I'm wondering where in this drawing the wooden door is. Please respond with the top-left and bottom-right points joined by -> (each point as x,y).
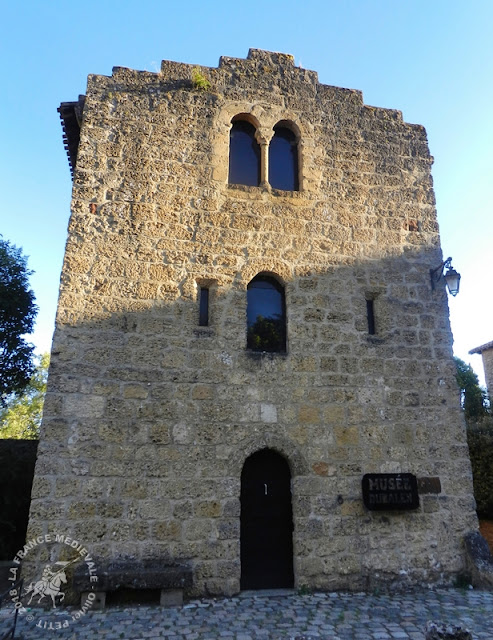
240,449 -> 294,589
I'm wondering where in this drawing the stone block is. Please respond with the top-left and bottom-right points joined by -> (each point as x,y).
160,588 -> 183,607
123,384 -> 149,399
463,531 -> 493,589
334,425 -> 359,446
312,462 -> 329,476
195,501 -> 222,518
62,394 -> 105,418
298,406 -> 320,424
260,403 -> 277,423
74,560 -> 192,593
418,477 -> 442,494
323,405 -> 345,424
191,384 -> 214,400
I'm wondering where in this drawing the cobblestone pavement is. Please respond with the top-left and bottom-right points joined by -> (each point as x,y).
3,588 -> 493,640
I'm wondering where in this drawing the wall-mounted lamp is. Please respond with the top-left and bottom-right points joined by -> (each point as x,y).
430,257 -> 461,296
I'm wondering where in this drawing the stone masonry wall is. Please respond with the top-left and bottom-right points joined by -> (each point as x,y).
27,49 -> 478,596
480,350 -> 493,399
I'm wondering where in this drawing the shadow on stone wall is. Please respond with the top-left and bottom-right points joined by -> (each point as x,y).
26,248 -> 482,595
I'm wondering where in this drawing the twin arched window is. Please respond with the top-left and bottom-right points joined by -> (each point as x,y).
229,119 -> 299,191
247,274 -> 286,352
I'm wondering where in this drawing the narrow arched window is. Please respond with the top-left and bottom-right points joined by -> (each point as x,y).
229,120 -> 261,186
247,275 -> 286,352
269,125 -> 299,191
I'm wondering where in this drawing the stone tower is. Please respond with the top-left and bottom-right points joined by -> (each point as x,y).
470,340 -> 493,399
28,49 -> 477,597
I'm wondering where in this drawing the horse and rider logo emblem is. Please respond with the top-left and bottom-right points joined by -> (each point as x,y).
24,561 -> 70,609
7,533 -> 99,631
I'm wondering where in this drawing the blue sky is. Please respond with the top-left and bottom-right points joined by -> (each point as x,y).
1,0 -> 492,383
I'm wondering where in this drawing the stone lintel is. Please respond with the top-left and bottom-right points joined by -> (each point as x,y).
417,476 -> 442,494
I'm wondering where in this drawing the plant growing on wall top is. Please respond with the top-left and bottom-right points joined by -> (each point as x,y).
191,67 -> 211,91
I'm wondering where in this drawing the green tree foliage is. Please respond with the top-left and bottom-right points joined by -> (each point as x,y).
0,237 -> 37,404
0,353 -> 48,439
247,314 -> 285,352
454,356 -> 489,420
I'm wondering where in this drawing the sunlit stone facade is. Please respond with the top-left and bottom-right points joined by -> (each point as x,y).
28,49 -> 478,597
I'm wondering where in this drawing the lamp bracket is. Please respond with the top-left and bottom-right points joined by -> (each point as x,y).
430,256 -> 461,296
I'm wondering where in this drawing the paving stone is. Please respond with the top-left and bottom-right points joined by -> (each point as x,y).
4,588 -> 493,639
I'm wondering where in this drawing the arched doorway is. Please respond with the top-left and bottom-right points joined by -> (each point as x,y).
240,449 -> 294,590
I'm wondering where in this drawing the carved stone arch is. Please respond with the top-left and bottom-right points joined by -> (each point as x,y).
239,263 -> 293,287
216,104 -> 269,148
260,113 -> 307,140
249,269 -> 286,287
213,104 -> 265,184
218,103 -> 268,130
272,118 -> 302,140
229,433 -> 308,478
230,111 -> 261,130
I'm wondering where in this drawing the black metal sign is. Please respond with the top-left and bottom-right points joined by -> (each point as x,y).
362,473 -> 419,511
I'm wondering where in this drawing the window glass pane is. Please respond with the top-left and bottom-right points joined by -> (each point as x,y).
247,276 -> 286,352
366,299 -> 376,335
199,287 -> 209,326
229,121 -> 260,186
269,127 -> 299,191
